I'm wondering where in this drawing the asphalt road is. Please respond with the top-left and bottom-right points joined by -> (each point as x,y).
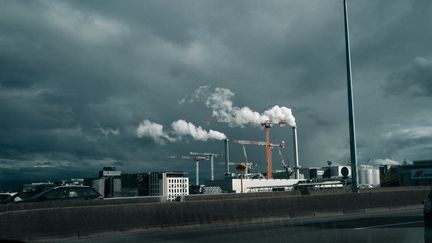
46,207 -> 427,243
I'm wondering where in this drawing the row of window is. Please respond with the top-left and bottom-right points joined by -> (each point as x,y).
168,189 -> 187,193
168,184 -> 186,189
168,178 -> 187,184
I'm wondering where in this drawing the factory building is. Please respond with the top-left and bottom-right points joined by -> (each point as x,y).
207,178 -> 301,193
381,160 -> 432,187
84,167 -> 122,198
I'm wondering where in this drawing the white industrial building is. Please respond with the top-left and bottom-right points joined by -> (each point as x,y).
207,178 -> 302,193
149,172 -> 189,201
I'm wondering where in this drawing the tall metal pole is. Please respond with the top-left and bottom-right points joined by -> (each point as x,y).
343,0 -> 358,193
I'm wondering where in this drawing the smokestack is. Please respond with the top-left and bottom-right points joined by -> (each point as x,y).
292,126 -> 300,179
224,138 -> 230,176
195,160 -> 199,185
264,122 -> 273,179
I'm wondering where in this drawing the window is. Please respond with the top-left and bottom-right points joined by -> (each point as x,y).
44,188 -> 67,200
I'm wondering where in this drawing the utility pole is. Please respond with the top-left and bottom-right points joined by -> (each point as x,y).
343,0 -> 358,193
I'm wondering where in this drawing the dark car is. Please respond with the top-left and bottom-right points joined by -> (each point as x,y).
0,192 -> 16,202
27,186 -> 102,202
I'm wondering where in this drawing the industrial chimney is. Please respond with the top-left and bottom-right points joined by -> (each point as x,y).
224,138 -> 230,176
292,126 -> 300,179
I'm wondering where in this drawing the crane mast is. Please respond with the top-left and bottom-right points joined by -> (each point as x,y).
262,121 -> 273,179
169,155 -> 209,185
189,152 -> 222,181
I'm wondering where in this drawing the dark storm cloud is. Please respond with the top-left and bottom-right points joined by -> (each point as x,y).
384,57 -> 432,97
0,0 -> 431,182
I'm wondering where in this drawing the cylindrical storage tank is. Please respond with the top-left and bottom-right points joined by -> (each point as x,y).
358,165 -> 374,186
358,166 -> 367,185
372,168 -> 380,186
366,167 -> 373,185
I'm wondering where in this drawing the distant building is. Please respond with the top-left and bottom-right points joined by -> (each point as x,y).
297,165 -> 350,181
99,167 -> 121,177
85,168 -> 189,200
207,178 -> 302,193
84,167 -> 122,198
22,182 -> 54,193
85,177 -> 105,196
60,178 -> 84,186
149,172 -> 189,201
381,160 -> 432,187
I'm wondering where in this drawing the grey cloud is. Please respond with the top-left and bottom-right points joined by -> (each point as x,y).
384,57 -> 432,97
0,0 -> 431,183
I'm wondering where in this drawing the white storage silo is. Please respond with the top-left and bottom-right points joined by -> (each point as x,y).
372,168 -> 380,186
358,165 -> 381,187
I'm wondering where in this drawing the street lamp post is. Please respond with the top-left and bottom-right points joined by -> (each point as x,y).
343,0 -> 359,193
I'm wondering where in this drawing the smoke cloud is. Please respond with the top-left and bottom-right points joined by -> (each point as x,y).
199,87 -> 296,127
171,119 -> 227,141
136,120 -> 175,145
136,119 -> 226,145
373,158 -> 401,166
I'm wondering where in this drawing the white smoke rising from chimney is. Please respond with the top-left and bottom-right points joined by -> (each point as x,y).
136,119 -> 226,144
136,120 -> 175,145
171,119 -> 227,141
373,158 -> 401,166
264,105 -> 296,127
203,87 -> 296,127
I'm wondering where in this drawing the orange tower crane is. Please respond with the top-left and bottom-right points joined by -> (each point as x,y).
262,121 -> 272,179
261,120 -> 287,179
209,116 -> 290,179
232,138 -> 285,179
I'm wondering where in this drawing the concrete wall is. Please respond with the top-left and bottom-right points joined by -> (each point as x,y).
0,187 -> 429,241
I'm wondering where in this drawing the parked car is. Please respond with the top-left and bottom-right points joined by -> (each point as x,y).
0,192 -> 17,203
424,189 -> 432,227
2,191 -> 40,203
27,186 -> 102,202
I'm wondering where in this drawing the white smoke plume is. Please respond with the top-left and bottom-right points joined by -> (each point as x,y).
136,119 -> 226,144
179,85 -> 211,104
264,105 -> 296,127
171,119 -> 227,141
203,87 -> 296,127
373,158 -> 401,166
136,120 -> 175,145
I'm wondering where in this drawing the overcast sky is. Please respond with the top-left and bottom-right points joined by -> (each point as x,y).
0,0 -> 431,181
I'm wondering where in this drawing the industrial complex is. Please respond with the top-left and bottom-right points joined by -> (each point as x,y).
13,129 -> 431,202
